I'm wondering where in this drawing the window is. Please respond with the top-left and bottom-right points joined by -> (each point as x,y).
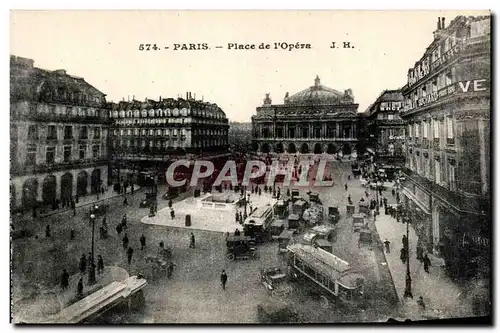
26,145 -> 36,166
79,144 -> 87,159
79,126 -> 88,139
64,126 -> 73,139
94,127 -> 101,139
422,121 -> 428,139
446,116 -> 454,144
435,159 -> 441,184
415,123 -> 420,138
28,124 -> 38,140
92,145 -> 100,158
433,119 -> 440,139
448,162 -> 456,190
47,125 -> 57,140
407,124 -> 412,138
63,146 -> 72,162
46,146 -> 55,164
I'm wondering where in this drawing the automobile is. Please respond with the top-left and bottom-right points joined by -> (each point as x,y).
139,192 -> 157,208
277,230 -> 295,254
328,206 -> 340,224
269,219 -> 286,241
311,225 -> 336,241
260,267 -> 292,297
226,235 -> 258,261
301,232 -> 318,245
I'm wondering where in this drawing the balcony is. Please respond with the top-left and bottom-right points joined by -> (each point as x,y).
446,138 -> 455,146
11,157 -> 109,176
421,138 -> 430,149
12,112 -> 111,124
401,166 -> 486,214
432,138 -> 440,150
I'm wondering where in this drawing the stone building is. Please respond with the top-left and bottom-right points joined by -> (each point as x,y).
108,92 -> 229,184
251,76 -> 360,157
399,16 -> 491,280
361,89 -> 405,167
10,55 -> 110,212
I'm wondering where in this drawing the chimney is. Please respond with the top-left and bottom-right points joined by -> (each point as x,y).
127,95 -> 130,102
186,92 -> 189,100
159,95 -> 161,101
441,17 -> 446,29
194,93 -> 196,100
133,95 -> 135,101
437,17 -> 441,30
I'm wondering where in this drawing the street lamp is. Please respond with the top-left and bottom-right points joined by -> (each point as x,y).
88,213 -> 97,285
403,213 -> 413,299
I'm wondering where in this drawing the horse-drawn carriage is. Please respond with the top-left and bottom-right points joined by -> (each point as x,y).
226,235 -> 258,261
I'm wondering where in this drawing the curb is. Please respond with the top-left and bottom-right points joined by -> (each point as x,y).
372,214 -> 400,304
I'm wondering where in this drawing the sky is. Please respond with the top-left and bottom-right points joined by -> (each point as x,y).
10,10 -> 489,122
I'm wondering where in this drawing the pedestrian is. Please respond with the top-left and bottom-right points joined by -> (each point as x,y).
131,184 -> 135,194
127,246 -> 134,266
402,235 -> 408,249
45,225 -> 51,238
249,205 -> 253,213
116,223 -> 122,236
417,296 -> 426,311
234,228 -> 241,236
79,254 -> 87,274
235,211 -> 239,223
122,233 -> 129,250
348,175 -> 351,181
220,270 -> 228,290
170,209 -> 175,220
167,262 -> 176,278
400,247 -> 407,263
392,189 -> 395,197
77,278 -> 83,297
71,200 -> 76,216
123,197 -> 128,206
239,211 -> 243,223
97,255 -> 104,275
286,188 -> 291,197
189,232 -> 196,249
87,252 -> 93,267
365,190 -> 369,198
121,214 -> 127,229
70,228 -> 75,240
61,269 -> 69,290
101,187 -> 105,195
384,239 -> 391,253
345,184 -> 348,191
168,198 -> 173,208
423,254 -> 431,273
416,244 -> 424,262
140,234 -> 146,250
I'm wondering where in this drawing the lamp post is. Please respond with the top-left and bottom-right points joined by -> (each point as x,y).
88,212 -> 97,285
403,213 -> 413,299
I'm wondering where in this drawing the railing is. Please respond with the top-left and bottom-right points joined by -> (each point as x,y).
11,158 -> 109,176
13,112 -> 110,124
446,138 -> 455,146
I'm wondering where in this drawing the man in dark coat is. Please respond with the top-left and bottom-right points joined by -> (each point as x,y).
122,233 -> 129,250
79,254 -> 87,274
170,209 -> 175,220
71,200 -> 76,216
400,247 -> 408,263
127,247 -> 134,266
402,235 -> 408,249
77,278 -> 83,296
61,269 -> 69,290
45,225 -> 51,238
97,255 -> 104,275
384,239 -> 391,253
189,232 -> 196,249
423,254 -> 431,273
140,234 -> 146,250
220,270 -> 228,290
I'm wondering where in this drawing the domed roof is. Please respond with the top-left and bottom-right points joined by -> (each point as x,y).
285,76 -> 346,105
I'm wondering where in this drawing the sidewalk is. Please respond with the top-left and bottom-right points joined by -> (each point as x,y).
374,213 -> 472,320
12,185 -> 141,222
12,266 -> 129,323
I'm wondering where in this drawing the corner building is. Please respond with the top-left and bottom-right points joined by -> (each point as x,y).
361,90 -> 405,167
251,76 -> 360,157
10,55 -> 110,212
108,93 -> 229,184
400,16 -> 491,280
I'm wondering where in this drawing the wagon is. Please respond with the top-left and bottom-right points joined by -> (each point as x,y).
226,235 -> 258,261
352,213 -> 366,232
328,206 -> 340,224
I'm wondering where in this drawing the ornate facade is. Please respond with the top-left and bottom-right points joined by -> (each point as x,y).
361,90 -> 405,166
400,16 -> 491,280
251,76 -> 359,156
10,55 -> 110,212
109,93 -> 229,183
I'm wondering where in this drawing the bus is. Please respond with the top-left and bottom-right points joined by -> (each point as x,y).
286,243 -> 365,306
243,203 -> 276,242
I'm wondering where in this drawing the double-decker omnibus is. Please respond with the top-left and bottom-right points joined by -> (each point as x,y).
286,243 -> 365,306
243,201 -> 277,242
